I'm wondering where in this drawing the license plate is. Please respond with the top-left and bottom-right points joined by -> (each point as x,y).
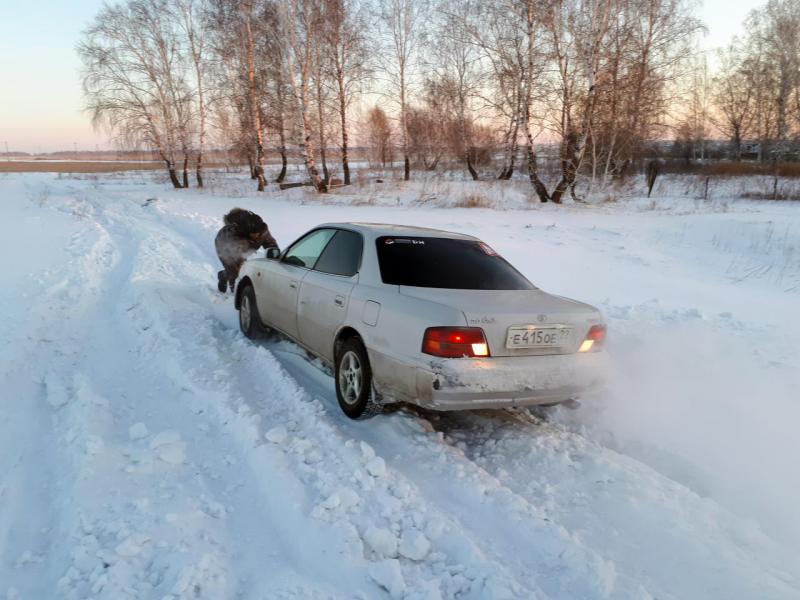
506,326 -> 572,348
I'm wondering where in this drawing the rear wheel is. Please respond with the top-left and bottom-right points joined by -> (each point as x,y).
335,337 -> 381,419
238,284 -> 262,339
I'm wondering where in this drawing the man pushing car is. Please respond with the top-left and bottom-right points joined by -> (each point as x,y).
215,208 -> 278,293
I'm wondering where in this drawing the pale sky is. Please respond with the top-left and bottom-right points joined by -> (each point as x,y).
0,0 -> 762,153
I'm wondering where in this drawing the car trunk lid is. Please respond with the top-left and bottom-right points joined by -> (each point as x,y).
399,287 -> 601,356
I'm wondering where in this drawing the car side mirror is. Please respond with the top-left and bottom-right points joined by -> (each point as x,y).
266,247 -> 281,259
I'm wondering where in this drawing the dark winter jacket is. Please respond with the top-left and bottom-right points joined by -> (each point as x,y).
215,208 -> 278,290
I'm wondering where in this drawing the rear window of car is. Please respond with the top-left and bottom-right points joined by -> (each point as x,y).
314,230 -> 363,276
375,236 -> 534,290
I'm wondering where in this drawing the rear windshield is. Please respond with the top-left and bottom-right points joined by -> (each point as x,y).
375,236 -> 534,290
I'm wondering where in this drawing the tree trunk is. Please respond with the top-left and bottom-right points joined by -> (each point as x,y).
188,21 -> 205,189
498,118 -> 513,179
460,101 -> 478,181
244,3 -> 266,191
526,144 -> 549,202
301,129 -> 327,192
552,77 -> 599,203
499,110 -> 521,180
165,159 -> 182,189
466,152 -> 478,181
182,154 -> 189,188
505,115 -> 520,180
275,113 -> 288,183
341,128 -> 351,185
522,99 -> 548,202
321,149 -> 330,183
337,72 -> 351,185
551,132 -> 577,204
315,73 -> 329,185
253,142 -> 266,192
400,67 -> 410,181
196,151 -> 204,188
299,81 -> 326,192
276,147 -> 288,184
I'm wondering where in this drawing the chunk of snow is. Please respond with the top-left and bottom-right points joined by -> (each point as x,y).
321,493 -> 341,510
405,580 -> 443,600
128,422 -> 148,441
149,430 -> 181,448
115,534 -> 150,557
157,442 -> 186,465
364,526 -> 398,558
338,487 -> 361,509
399,529 -> 431,561
265,425 -> 288,444
479,576 -> 515,600
366,456 -> 386,478
360,441 -> 376,460
368,559 -> 405,599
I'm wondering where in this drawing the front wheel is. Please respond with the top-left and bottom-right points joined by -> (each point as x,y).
238,284 -> 262,339
335,337 -> 381,419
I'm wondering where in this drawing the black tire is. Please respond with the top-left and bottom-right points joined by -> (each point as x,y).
335,337 -> 382,419
238,284 -> 262,339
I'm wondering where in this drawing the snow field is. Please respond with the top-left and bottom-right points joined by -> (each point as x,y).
1,171 -> 798,599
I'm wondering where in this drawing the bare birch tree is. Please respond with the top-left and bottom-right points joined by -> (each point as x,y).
429,0 -> 482,179
279,0 -> 327,191
743,0 -> 800,159
174,0 -> 209,186
79,0 -> 189,188
366,105 -> 394,167
323,0 -> 370,185
379,0 -> 427,180
712,42 -> 755,161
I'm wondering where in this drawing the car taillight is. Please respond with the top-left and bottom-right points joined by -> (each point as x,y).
578,324 -> 606,352
422,327 -> 490,358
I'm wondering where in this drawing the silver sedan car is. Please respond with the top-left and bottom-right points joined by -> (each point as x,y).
235,223 -> 607,419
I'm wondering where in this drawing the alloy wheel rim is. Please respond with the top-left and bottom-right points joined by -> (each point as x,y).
240,294 -> 251,331
339,350 -> 362,405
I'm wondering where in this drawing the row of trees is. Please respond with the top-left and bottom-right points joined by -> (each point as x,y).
689,0 -> 800,162
79,0 -> 704,200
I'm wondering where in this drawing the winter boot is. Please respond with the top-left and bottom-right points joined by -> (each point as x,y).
217,270 -> 227,293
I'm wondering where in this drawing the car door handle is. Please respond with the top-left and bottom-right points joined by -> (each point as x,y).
334,295 -> 345,307
289,280 -> 298,289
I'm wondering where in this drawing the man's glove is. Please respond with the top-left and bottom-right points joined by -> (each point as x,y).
259,229 -> 278,250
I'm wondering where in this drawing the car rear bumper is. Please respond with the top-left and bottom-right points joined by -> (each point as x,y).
413,351 -> 608,411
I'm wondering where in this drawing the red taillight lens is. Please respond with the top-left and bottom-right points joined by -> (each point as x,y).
422,327 -> 490,358
579,324 -> 606,352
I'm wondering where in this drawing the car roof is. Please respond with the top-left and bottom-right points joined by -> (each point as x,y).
318,222 -> 479,241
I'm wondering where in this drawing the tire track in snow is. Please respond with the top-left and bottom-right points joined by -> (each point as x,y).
134,199 -> 630,598
425,408 -> 800,599
1,193 -> 125,598
81,193 -> 371,599
7,192 -> 246,599
121,198 -> 570,598
130,196 -> 636,596
0,225 -> 100,597
44,185 -> 799,600
270,349 -> 625,599
144,191 -> 800,599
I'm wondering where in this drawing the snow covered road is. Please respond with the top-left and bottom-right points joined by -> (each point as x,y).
2,172 -> 799,599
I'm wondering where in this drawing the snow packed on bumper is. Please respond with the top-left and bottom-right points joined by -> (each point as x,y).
420,351 -> 608,407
